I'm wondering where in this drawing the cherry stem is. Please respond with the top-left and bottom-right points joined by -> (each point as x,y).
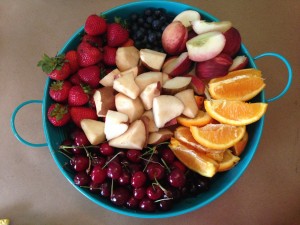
57,150 -> 72,160
83,146 -> 92,174
161,158 -> 171,173
59,145 -> 96,149
102,152 -> 122,169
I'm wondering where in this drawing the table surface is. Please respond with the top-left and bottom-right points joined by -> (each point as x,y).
1,0 -> 300,224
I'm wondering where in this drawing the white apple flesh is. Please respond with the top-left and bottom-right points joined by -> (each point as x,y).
99,68 -> 121,87
93,86 -> 115,117
192,20 -> 232,34
162,76 -> 192,95
142,110 -> 159,132
162,52 -> 192,77
186,31 -> 226,62
113,72 -> 140,99
134,72 -> 163,91
109,120 -> 147,150
175,89 -> 198,118
80,119 -> 105,145
173,10 -> 201,29
116,46 -> 140,71
148,129 -> 173,145
139,82 -> 161,110
152,95 -> 184,128
104,110 -> 129,140
139,49 -> 166,71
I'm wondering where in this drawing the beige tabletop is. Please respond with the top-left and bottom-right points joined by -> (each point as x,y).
1,0 -> 300,224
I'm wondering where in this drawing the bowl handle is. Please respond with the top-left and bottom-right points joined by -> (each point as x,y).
254,52 -> 293,103
11,100 -> 48,148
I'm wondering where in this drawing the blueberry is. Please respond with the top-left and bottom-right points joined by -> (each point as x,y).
144,8 -> 153,16
147,32 -> 157,43
130,23 -> 138,32
137,17 -> 144,25
152,19 -> 162,30
146,16 -> 153,24
130,13 -> 138,21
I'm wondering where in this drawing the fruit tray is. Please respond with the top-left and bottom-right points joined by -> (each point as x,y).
11,1 -> 292,219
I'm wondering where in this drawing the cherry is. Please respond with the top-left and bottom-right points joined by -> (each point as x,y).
126,149 -> 142,163
90,165 -> 107,184
89,181 -> 101,193
110,187 -> 130,206
146,185 -> 163,200
70,155 -> 89,172
171,160 -> 187,173
161,148 -> 175,164
91,156 -> 106,167
74,172 -> 90,186
133,187 -> 146,200
168,169 -> 186,188
158,199 -> 173,211
107,161 -> 122,180
72,146 -> 84,155
100,182 -> 111,197
126,196 -> 140,209
139,198 -> 156,212
131,171 -> 147,188
118,171 -> 131,186
146,162 -> 165,180
99,142 -> 114,156
73,130 -> 90,146
128,163 -> 142,174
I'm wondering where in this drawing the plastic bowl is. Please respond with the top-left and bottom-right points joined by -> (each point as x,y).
11,0 -> 293,219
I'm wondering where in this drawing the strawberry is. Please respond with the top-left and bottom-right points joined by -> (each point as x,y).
82,34 -> 103,48
106,18 -> 129,47
78,65 -> 101,88
84,14 -> 107,36
68,72 -> 81,85
103,46 -> 117,66
65,50 -> 80,74
47,103 -> 70,127
77,42 -> 103,67
121,38 -> 134,47
49,80 -> 72,103
70,106 -> 98,127
38,54 -> 71,80
68,85 -> 91,106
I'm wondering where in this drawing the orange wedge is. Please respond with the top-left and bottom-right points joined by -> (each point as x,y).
208,68 -> 266,101
218,149 -> 240,172
204,100 -> 268,126
174,126 -> 224,152
190,124 -> 246,150
231,131 -> 248,156
177,110 -> 213,127
169,137 -> 219,177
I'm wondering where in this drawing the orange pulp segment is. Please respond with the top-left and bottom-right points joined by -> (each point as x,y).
190,124 -> 246,150
208,68 -> 265,101
218,149 -> 240,172
177,110 -> 213,127
204,100 -> 268,126
169,137 -> 219,177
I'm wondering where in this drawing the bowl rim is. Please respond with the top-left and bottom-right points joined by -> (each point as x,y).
42,0 -> 265,218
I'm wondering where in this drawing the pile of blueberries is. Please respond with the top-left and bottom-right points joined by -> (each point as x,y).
128,8 -> 175,52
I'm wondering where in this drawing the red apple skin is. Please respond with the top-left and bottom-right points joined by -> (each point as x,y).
163,117 -> 178,127
163,53 -> 193,77
162,21 -> 188,55
183,74 -> 205,95
195,53 -> 233,80
222,27 -> 242,57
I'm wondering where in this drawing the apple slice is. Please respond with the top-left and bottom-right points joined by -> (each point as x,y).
148,129 -> 173,145
183,74 -> 205,95
229,55 -> 249,71
142,110 -> 159,132
162,52 -> 192,77
175,89 -> 198,118
80,119 -> 105,145
99,68 -> 121,87
186,31 -> 226,62
109,120 -> 147,150
134,72 -> 163,91
113,72 -> 140,99
116,46 -> 140,71
104,110 -> 129,140
93,86 -> 115,117
162,21 -> 188,55
120,65 -> 144,78
140,82 -> 161,110
192,20 -> 232,34
162,76 -> 192,95
162,72 -> 171,84
152,95 -> 184,128
140,49 -> 167,71
173,10 -> 201,29
115,93 -> 145,123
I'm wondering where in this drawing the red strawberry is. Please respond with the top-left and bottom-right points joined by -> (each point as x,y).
82,34 -> 103,48
84,14 -> 107,36
106,19 -> 129,47
77,65 -> 101,88
47,103 -> 70,126
38,54 -> 71,80
68,85 -> 91,106
77,42 -> 103,67
70,106 -> 98,127
65,50 -> 80,74
121,38 -> 134,47
103,46 -> 117,66
49,80 -> 72,103
68,72 -> 81,85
